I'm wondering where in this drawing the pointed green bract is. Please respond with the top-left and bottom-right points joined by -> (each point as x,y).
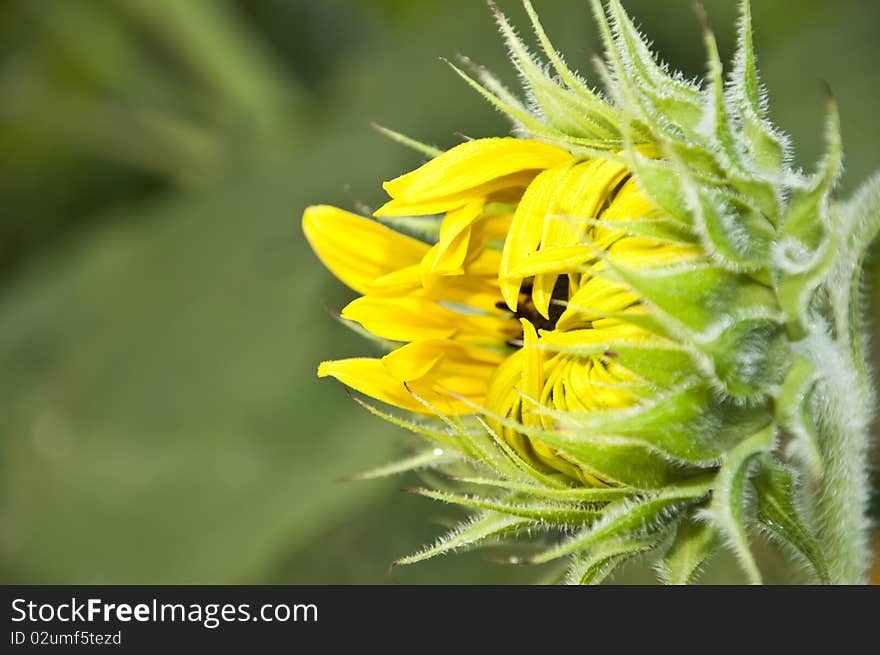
752,459 -> 830,584
705,425 -> 776,584
410,488 -> 601,526
348,449 -> 455,481
568,532 -> 668,585
559,384 -> 772,465
775,355 -> 824,477
395,512 -> 531,566
452,476 -> 634,502
372,123 -> 442,159
659,519 -> 722,585
531,477 -> 712,564
603,260 -> 779,337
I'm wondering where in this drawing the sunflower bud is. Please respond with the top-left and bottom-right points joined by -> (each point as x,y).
302,0 -> 878,584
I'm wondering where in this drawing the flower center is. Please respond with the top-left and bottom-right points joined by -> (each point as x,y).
497,276 -> 570,346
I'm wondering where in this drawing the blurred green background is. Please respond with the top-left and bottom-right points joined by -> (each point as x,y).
0,0 -> 877,584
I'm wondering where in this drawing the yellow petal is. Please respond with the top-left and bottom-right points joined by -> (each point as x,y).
607,235 -> 703,268
368,264 -> 424,296
500,160 -> 631,316
597,178 -> 659,221
341,296 -> 459,342
382,138 -> 573,204
531,273 -> 563,320
500,163 -> 574,310
382,343 -> 446,382
383,339 -> 504,384
519,319 -> 545,429
302,205 -> 428,294
549,160 -> 629,244
319,341 -> 505,414
375,171 -> 537,217
342,294 -> 519,346
467,212 -> 513,262
557,275 -> 638,330
504,244 -> 596,278
420,199 -> 484,276
317,357 -> 431,413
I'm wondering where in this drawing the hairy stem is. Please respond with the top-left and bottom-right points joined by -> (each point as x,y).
808,333 -> 872,584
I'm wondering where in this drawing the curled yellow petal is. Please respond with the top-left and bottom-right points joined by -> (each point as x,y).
500,160 -> 630,316
375,171 -> 536,218
382,137 -> 574,206
500,163 -> 573,310
302,205 -> 428,294
420,199 -> 485,276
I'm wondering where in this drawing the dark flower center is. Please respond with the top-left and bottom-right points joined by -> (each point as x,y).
498,276 -> 570,347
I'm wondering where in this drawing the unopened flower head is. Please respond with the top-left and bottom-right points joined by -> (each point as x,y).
301,0 -> 878,585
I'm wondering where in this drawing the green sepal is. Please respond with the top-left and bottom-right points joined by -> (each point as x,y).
776,98 -> 842,337
347,449 -> 455,481
598,0 -> 704,135
604,261 -> 780,338
466,415 -> 571,489
606,343 -> 702,391
452,476 -> 635,503
446,60 -> 568,145
371,123 -> 442,158
686,183 -> 774,272
832,172 -> 880,385
607,1 -> 702,108
704,424 -> 776,584
567,530 -> 670,585
663,136 -> 725,179
394,511 -> 531,566
740,112 -> 787,179
779,96 -> 841,253
350,396 -> 464,452
450,392 -> 689,489
700,12 -> 739,165
727,1 -> 789,176
558,384 -> 773,466
409,488 -> 600,526
537,337 -> 701,391
703,318 -> 791,398
492,2 -> 620,142
628,154 -> 693,223
658,518 -> 722,585
751,458 -> 830,584
775,355 -> 823,477
403,388 -> 542,484
776,236 -> 836,341
524,430 -> 691,490
577,215 -> 698,246
521,0 -> 627,138
530,476 -> 712,564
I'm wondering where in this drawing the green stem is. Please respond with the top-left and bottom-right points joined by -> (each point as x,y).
809,334 -> 872,584
810,191 -> 878,584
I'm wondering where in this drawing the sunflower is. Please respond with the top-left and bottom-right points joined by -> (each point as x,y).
299,0 -> 877,585
304,137 -> 701,485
